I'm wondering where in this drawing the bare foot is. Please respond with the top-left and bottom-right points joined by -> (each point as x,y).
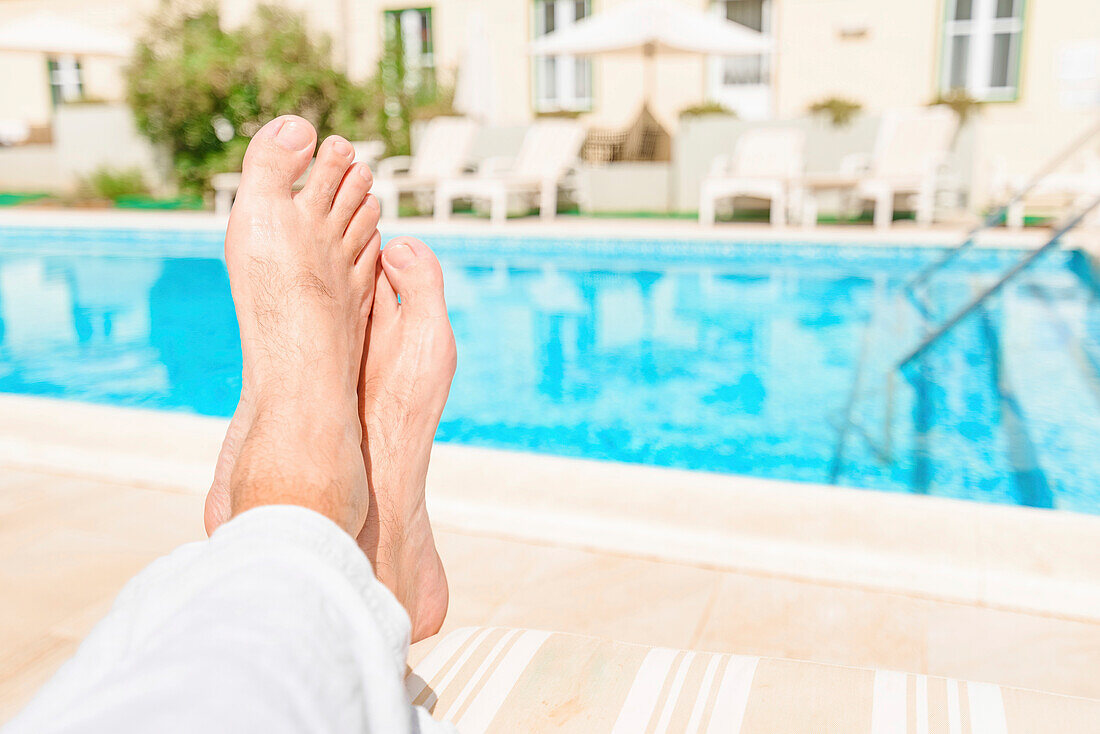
204,115 -> 382,534
358,237 -> 456,642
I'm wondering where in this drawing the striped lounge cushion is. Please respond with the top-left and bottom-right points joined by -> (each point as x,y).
406,627 -> 1100,733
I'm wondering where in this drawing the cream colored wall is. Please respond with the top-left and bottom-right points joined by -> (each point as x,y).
0,52 -> 128,128
970,0 -> 1100,206
347,0 -> 535,125
81,57 -> 127,102
773,0 -> 942,118
0,51 -> 52,126
585,0 -> 709,131
0,0 -> 156,126
339,0 -> 716,130
772,0 -> 1100,208
3,0 -> 1096,210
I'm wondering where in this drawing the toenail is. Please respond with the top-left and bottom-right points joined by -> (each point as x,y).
333,140 -> 352,158
358,165 -> 372,181
276,120 -> 313,151
384,243 -> 416,269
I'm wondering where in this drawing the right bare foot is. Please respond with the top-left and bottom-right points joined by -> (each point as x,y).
212,115 -> 382,535
358,237 -> 456,642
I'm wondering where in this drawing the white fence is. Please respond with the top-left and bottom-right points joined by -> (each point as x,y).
0,104 -> 169,193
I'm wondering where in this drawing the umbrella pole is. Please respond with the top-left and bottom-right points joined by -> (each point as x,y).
642,41 -> 656,112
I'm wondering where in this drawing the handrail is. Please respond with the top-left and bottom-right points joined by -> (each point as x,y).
905,117 -> 1100,294
831,118 -> 1100,480
897,193 -> 1100,370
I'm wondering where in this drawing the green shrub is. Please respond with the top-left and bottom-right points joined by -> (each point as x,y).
808,97 -> 862,127
77,167 -> 150,201
369,25 -> 454,156
126,4 -> 374,195
679,102 -> 736,119
929,89 -> 983,125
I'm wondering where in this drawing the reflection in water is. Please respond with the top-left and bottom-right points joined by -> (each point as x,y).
149,259 -> 241,414
1,247 -> 1099,513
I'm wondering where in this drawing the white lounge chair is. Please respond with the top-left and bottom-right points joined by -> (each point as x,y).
372,116 -> 478,219
802,107 -> 957,229
434,120 -> 586,224
699,127 -> 806,226
0,119 -> 30,147
410,626 -> 1100,733
212,140 -> 386,216
993,149 -> 1100,229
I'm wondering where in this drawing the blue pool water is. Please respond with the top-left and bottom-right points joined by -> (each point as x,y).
1,225 -> 1099,513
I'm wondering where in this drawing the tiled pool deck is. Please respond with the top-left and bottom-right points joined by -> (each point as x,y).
2,394 -> 1100,723
1,206 -> 1092,249
2,209 -> 1099,721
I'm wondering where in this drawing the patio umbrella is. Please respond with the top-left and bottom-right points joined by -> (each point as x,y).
454,10 -> 498,124
0,13 -> 132,57
528,0 -> 770,109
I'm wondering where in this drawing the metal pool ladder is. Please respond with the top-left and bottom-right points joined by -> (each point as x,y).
829,117 -> 1100,481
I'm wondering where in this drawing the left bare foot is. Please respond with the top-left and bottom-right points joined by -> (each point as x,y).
204,116 -> 381,534
357,237 -> 456,642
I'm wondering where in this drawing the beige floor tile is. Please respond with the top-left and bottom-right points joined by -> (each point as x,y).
925,603 -> 1100,700
475,541 -> 719,649
415,530 -> 719,664
49,596 -> 116,641
6,463 -> 1100,719
692,572 -> 930,673
0,530 -> 157,637
0,634 -> 79,723
428,530 -> 723,649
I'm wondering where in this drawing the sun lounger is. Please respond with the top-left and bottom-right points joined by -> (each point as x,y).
801,107 -> 957,229
373,116 -> 479,220
408,626 -> 1099,733
993,149 -> 1100,229
699,127 -> 806,227
434,120 -> 586,224
0,118 -> 30,147
212,139 -> 392,216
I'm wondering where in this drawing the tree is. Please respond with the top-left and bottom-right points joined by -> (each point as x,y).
127,4 -> 373,194
370,19 -> 454,157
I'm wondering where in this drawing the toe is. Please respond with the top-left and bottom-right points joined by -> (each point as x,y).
352,230 -> 382,304
298,135 -> 355,211
345,193 -> 381,254
335,165 -> 375,229
379,237 -> 448,318
355,227 -> 383,269
372,262 -> 399,320
239,116 -> 316,197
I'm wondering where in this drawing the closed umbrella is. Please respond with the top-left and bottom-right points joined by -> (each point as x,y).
529,0 -> 770,108
0,13 -> 132,57
454,10 -> 498,124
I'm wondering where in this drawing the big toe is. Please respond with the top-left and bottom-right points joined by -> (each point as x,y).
379,237 -> 448,318
239,115 -> 317,197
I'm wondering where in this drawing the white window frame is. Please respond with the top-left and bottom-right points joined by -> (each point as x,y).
709,0 -> 772,90
532,0 -> 592,113
941,0 -> 1024,101
383,8 -> 434,88
48,55 -> 83,105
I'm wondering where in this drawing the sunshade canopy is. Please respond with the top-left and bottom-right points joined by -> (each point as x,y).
0,13 -> 132,57
528,0 -> 770,57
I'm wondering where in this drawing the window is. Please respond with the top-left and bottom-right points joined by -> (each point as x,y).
942,0 -> 1024,100
383,8 -> 434,88
47,56 -> 83,106
533,0 -> 592,112
715,0 -> 770,87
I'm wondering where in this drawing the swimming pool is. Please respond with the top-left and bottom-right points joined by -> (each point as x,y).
1,225 -> 1098,513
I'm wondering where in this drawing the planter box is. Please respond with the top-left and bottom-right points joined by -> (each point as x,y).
574,162 -> 672,215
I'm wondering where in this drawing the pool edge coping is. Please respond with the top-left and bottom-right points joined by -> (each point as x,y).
2,207 -> 1091,251
1,394 -> 1097,625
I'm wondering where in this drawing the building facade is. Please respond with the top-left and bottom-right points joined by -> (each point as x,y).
0,0 -> 1097,203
